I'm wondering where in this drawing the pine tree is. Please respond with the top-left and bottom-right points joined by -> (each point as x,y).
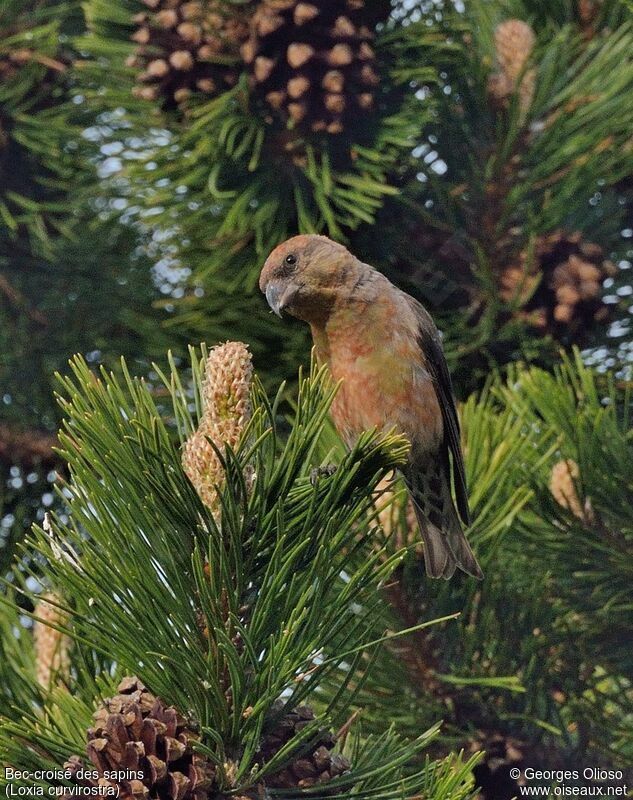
1,0 -> 632,795
1,344 -> 631,795
0,345 -> 482,799
63,0 -> 633,384
0,1 -> 175,571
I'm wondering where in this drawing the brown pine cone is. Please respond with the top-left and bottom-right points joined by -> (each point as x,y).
63,682 -> 349,798
498,230 -> 617,341
63,677 -> 216,800
242,0 -> 390,134
129,0 -> 254,108
259,702 -> 350,791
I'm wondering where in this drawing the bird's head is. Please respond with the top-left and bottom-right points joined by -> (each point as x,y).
259,234 -> 357,324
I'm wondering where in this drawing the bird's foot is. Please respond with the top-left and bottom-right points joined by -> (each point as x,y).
309,463 -> 338,486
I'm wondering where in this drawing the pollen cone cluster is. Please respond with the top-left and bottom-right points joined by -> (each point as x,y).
499,230 -> 616,341
242,0 -> 390,134
33,591 -> 71,689
182,341 -> 253,515
487,19 -> 536,116
129,0 -> 253,107
549,458 -> 592,523
63,680 -> 350,799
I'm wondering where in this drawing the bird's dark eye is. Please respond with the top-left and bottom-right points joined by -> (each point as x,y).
285,254 -> 297,266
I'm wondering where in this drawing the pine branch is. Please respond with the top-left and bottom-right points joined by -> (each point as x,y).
0,273 -> 48,325
0,346 -> 479,800
0,424 -> 60,470
390,352 -> 633,765
382,571 -> 444,695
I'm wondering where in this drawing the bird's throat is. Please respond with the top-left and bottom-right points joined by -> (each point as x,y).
309,323 -> 331,366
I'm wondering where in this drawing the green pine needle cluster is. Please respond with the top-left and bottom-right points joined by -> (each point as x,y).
1,349 -> 481,800
1,0 -> 632,791
397,353 -> 633,765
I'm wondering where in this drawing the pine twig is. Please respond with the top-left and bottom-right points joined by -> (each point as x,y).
382,570 -> 444,696
0,273 -> 49,326
0,424 -> 60,470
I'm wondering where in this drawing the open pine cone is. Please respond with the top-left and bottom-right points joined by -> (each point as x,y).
63,677 -> 215,800
63,679 -> 350,799
242,0 -> 390,134
259,702 -> 350,790
129,0 -> 253,108
499,230 -> 617,341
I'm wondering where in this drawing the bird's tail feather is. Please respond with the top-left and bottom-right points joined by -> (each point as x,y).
407,463 -> 483,580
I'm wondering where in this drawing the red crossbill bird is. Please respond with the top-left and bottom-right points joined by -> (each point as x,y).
260,235 -> 482,580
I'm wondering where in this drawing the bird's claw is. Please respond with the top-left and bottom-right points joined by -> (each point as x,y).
309,463 -> 338,486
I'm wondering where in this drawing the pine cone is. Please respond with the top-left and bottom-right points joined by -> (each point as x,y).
129,0 -> 254,108
0,6 -> 71,127
487,19 -> 536,116
64,683 -> 349,799
498,230 -> 617,341
470,733 -> 526,800
242,0 -> 390,134
63,677 -> 217,800
33,591 -> 71,689
182,341 -> 253,516
259,702 -> 350,791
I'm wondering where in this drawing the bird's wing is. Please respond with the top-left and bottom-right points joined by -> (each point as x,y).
409,298 -> 470,526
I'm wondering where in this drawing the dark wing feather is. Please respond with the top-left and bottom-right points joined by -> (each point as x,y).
410,299 -> 470,526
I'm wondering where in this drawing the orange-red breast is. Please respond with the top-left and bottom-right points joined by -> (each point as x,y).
260,234 -> 482,580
